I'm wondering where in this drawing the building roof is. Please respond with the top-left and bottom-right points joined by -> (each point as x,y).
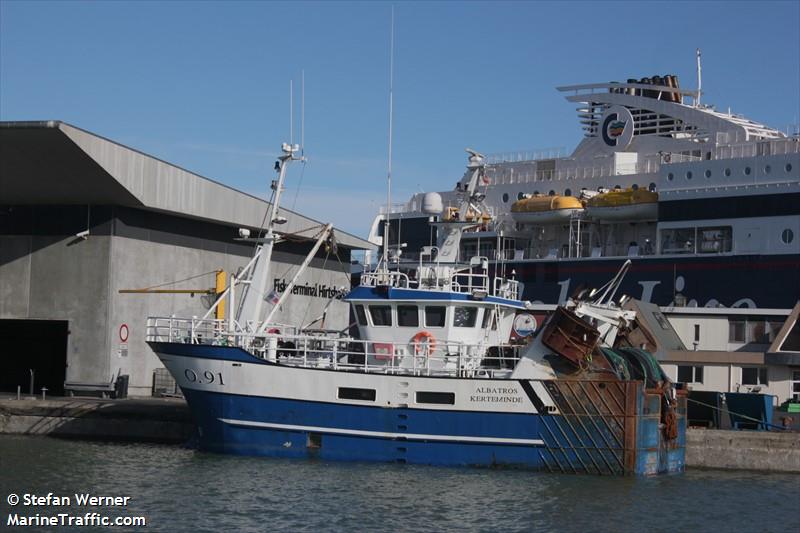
0,121 -> 373,250
766,301 -> 800,365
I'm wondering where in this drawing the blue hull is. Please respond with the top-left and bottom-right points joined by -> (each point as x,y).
184,388 -> 545,467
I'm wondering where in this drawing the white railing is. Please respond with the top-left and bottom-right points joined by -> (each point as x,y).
485,147 -> 566,164
146,316 -> 522,378
359,264 -> 518,300
379,202 -> 412,215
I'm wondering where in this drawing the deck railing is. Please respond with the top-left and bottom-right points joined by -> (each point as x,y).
146,317 -> 522,378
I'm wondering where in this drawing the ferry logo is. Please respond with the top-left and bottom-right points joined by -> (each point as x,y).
608,120 -> 626,138
600,106 -> 634,148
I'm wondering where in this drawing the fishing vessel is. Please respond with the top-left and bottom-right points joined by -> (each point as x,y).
367,68 -> 800,309
146,145 -> 686,475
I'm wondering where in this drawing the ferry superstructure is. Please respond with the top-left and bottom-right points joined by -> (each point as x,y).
367,75 -> 800,309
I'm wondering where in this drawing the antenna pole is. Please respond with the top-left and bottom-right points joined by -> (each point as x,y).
382,6 -> 395,271
290,79 -> 294,145
301,70 -> 305,156
695,48 -> 702,107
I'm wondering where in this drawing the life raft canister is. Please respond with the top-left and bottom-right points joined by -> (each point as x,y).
411,331 -> 436,356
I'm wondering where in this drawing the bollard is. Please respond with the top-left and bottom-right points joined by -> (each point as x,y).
29,369 -> 35,396
41,387 -> 48,401
17,386 -> 21,401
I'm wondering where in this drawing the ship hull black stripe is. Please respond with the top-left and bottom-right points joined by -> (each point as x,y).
659,192 -> 800,221
518,380 -> 546,412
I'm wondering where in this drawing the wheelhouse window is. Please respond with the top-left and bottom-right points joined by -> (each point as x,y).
424,306 -> 446,328
453,306 -> 478,328
397,305 -> 419,327
677,365 -> 704,384
369,305 -> 392,327
354,305 -> 368,326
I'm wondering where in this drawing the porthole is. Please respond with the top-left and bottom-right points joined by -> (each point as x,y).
548,190 -> 555,196
704,169 -> 712,178
517,192 -> 525,200
502,193 -> 509,203
786,163 -> 793,173
724,168 -> 731,177
648,182 -> 656,192
782,229 -> 794,244
744,166 -> 751,175
564,188 -> 572,197
686,171 -> 693,180
764,165 -> 771,174
667,173 -> 674,181
631,183 -> 639,190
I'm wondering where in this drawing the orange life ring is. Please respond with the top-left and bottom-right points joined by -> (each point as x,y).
411,331 -> 436,356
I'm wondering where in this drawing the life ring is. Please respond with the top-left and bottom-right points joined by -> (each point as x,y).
411,331 -> 436,356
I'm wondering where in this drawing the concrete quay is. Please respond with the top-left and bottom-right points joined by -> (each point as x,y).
686,427 -> 800,473
0,396 -> 194,444
1,396 -> 799,473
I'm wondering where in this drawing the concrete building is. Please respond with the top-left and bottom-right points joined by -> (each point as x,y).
660,306 -> 800,404
1,121 -> 373,397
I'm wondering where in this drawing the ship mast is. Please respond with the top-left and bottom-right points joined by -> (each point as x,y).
236,142 -> 303,330
380,6 -> 395,277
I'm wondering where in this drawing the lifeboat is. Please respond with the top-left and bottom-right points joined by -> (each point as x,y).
510,195 -> 584,224
585,188 -> 658,221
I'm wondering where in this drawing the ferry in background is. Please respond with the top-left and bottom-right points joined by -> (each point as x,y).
366,73 -> 800,310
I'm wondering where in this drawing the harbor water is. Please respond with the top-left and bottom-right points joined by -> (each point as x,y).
1,435 -> 797,532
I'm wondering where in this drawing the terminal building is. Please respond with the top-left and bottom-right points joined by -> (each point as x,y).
0,121 -> 372,397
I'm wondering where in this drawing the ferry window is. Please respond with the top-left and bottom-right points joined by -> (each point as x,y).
660,228 -> 695,254
338,387 -> 376,401
697,226 -> 732,253
397,305 -> 419,327
517,192 -> 525,200
369,305 -> 392,327
502,193 -> 509,203
786,163 -> 793,173
685,171 -> 693,180
724,168 -> 731,176
548,190 -> 555,196
355,305 -> 368,326
667,173 -> 674,181
764,165 -> 771,174
564,188 -> 572,196
425,306 -> 446,328
416,391 -> 455,405
677,365 -> 703,384
453,306 -> 478,328
729,320 -> 746,342
649,183 -> 656,192
744,166 -> 751,175
741,367 -> 768,386
704,169 -> 712,178
631,184 -> 639,191
781,229 -> 794,244
481,309 -> 490,329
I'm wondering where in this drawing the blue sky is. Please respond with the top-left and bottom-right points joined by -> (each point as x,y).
2,1 -> 799,237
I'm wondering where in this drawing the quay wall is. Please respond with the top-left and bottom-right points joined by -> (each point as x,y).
685,428 -> 800,473
0,398 -> 194,444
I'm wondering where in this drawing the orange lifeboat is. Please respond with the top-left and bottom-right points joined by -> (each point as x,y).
510,195 -> 584,224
